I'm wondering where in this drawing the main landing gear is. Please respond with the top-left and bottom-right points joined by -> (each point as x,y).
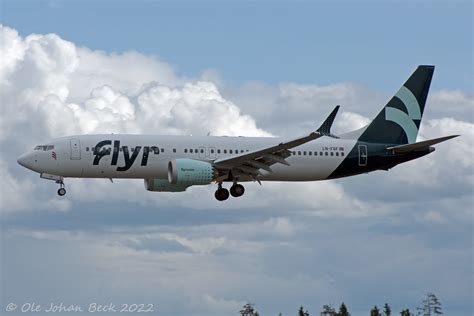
56,179 -> 66,196
215,182 -> 245,201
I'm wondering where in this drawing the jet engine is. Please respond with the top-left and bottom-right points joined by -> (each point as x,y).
168,159 -> 215,185
144,178 -> 189,192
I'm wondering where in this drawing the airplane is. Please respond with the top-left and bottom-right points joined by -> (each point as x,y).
17,65 -> 459,201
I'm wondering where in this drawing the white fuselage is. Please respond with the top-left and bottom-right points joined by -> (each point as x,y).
19,134 -> 358,182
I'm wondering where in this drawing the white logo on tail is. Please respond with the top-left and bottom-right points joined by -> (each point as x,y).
385,86 -> 421,143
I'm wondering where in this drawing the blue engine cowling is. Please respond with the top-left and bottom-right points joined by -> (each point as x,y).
168,159 -> 215,185
144,178 -> 189,192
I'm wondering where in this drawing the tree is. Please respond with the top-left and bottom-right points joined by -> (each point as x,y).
239,303 -> 259,316
337,303 -> 350,316
417,293 -> 443,316
321,305 -> 336,316
400,309 -> 412,316
298,305 -> 310,316
383,303 -> 391,316
370,306 -> 381,316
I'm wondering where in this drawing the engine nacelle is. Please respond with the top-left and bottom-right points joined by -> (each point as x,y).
168,159 -> 214,185
144,178 -> 189,192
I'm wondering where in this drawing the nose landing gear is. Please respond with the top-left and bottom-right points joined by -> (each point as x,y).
56,180 -> 66,196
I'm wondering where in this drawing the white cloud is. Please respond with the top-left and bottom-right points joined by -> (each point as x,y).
1,25 -> 472,316
2,24 -> 472,219
159,233 -> 227,254
0,25 -> 270,212
429,89 -> 474,121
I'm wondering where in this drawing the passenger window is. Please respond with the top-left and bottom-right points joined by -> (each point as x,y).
161,148 -> 164,153
320,152 -> 323,156
298,151 -> 301,155
229,150 -> 233,154
303,151 -> 307,155
336,152 -> 339,156
341,152 -> 345,157
190,149 -> 193,153
173,148 -> 176,153
309,151 -> 312,156
211,149 -> 214,153
330,152 -> 334,156
86,147 -> 89,151
314,152 -> 317,156
292,151 -> 296,155
201,149 -> 204,153
224,149 -> 227,154
325,152 -> 328,156
241,150 -> 244,153
184,149 -> 188,153
217,149 -> 221,154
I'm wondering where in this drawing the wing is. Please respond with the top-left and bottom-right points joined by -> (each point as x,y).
213,106 -> 340,181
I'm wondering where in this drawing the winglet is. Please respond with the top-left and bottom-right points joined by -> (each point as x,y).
317,105 -> 340,137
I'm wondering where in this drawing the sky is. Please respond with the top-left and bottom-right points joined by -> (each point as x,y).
0,1 -> 473,316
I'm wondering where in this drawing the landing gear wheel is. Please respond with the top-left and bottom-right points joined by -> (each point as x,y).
215,188 -> 230,201
230,184 -> 245,197
57,187 -> 66,196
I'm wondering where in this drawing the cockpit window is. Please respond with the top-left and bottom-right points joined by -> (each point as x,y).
34,145 -> 54,151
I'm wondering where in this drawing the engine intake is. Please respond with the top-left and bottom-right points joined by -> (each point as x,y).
168,159 -> 214,185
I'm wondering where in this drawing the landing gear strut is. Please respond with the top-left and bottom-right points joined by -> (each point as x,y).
56,179 -> 66,196
214,183 -> 229,201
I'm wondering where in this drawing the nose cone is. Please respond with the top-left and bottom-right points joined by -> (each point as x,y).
17,152 -> 36,171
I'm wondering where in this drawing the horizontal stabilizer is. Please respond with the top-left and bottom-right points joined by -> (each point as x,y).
317,105 -> 340,137
387,135 -> 459,153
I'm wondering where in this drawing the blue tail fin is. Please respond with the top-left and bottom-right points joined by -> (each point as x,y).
358,65 -> 434,144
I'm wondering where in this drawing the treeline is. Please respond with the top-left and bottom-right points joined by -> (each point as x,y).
239,292 -> 443,316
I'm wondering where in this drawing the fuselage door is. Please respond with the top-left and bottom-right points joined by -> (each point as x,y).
70,138 -> 81,160
358,144 -> 367,166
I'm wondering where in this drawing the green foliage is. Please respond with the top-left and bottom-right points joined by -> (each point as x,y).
321,304 -> 336,316
417,292 -> 443,316
239,303 -> 258,316
298,305 -> 309,316
298,306 -> 305,316
400,309 -> 412,316
383,303 -> 391,316
336,302 -> 350,316
370,305 -> 381,316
